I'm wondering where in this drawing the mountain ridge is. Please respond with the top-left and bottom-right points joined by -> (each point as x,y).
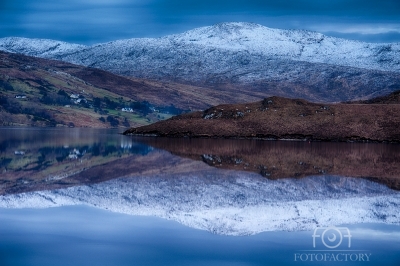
1,22 -> 400,104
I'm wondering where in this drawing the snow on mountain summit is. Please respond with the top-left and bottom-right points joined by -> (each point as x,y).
170,22 -> 322,51
169,22 -> 399,70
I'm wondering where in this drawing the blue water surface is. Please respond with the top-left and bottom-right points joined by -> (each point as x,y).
0,206 -> 399,266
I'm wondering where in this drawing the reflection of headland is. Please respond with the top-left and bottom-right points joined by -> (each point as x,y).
0,139 -> 204,195
136,137 -> 400,190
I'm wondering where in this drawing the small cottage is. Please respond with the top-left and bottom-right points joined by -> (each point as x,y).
122,107 -> 134,113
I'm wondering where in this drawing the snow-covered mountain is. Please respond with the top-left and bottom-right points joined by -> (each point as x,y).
1,170 -> 399,235
1,23 -> 399,73
1,22 -> 400,102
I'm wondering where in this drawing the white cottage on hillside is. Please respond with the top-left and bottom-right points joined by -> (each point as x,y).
122,107 -> 134,113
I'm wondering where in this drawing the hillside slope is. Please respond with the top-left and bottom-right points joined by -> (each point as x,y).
0,51 -> 193,127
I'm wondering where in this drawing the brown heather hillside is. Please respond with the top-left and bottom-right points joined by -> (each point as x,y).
124,95 -> 400,142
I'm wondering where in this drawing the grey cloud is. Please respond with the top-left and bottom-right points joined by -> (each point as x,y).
0,0 -> 399,44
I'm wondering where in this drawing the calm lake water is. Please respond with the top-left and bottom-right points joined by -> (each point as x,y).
0,127 -> 399,266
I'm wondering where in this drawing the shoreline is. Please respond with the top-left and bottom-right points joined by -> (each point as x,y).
124,133 -> 400,144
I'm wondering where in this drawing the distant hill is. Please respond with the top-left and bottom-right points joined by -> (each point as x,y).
1,22 -> 400,103
124,94 -> 400,142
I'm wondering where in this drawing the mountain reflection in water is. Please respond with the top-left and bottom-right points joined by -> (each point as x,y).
1,169 -> 399,235
0,128 -> 400,234
1,127 -> 400,195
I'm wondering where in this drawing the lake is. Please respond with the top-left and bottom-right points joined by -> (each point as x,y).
0,127 -> 399,266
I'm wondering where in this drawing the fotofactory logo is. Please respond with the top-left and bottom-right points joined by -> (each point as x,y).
313,227 -> 352,249
294,226 -> 372,262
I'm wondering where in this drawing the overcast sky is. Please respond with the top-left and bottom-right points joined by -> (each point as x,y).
1,0 -> 400,44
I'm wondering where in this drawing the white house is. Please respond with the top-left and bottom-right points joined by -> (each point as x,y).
122,107 -> 134,113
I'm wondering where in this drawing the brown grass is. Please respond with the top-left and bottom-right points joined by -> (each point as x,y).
125,96 -> 400,142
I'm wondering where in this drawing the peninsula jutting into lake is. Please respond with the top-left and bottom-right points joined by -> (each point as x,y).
124,91 -> 400,143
